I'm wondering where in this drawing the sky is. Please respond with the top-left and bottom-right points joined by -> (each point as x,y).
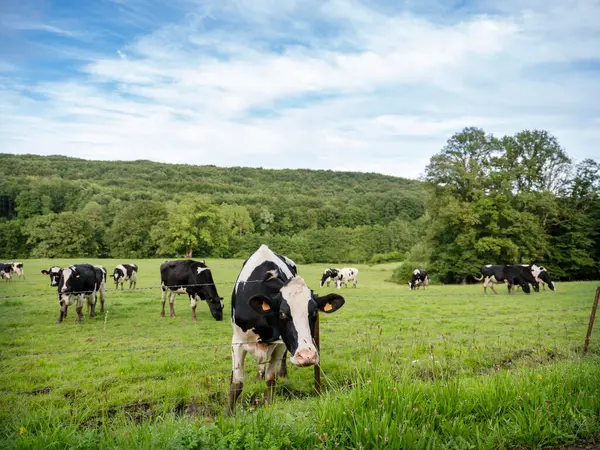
0,0 -> 599,179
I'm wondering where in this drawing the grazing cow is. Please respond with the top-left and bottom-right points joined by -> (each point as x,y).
227,244 -> 345,415
160,259 -> 223,321
320,268 -> 339,287
41,266 -> 62,287
56,264 -> 104,323
474,265 -> 537,295
335,268 -> 359,289
113,264 -> 138,290
409,269 -> 429,290
0,263 -> 13,281
522,264 -> 556,291
8,262 -> 24,279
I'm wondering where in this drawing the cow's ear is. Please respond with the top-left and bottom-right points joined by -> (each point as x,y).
248,295 -> 279,315
41,270 -> 49,275
315,293 -> 345,313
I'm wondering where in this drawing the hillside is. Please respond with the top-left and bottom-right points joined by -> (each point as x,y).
0,154 -> 427,262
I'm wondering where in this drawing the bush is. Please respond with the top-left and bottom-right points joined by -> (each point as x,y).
389,261 -> 428,285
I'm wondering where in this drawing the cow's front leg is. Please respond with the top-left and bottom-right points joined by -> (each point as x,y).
75,294 -> 85,322
278,350 -> 288,378
265,344 -> 287,406
226,343 -> 247,415
89,292 -> 97,318
190,294 -> 197,321
169,292 -> 176,318
57,301 -> 67,323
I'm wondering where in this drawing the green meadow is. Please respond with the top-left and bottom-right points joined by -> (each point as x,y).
0,259 -> 598,449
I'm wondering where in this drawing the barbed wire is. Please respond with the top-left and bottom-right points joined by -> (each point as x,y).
0,320 -> 585,359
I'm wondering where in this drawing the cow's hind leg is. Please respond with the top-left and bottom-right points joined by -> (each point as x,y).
89,292 -> 97,318
161,288 -> 167,317
265,344 -> 287,406
190,294 -> 197,321
226,343 -> 247,415
169,292 -> 176,318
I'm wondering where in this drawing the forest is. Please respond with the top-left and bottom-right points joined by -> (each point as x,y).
0,127 -> 598,281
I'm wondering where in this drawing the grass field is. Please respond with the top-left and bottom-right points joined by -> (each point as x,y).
0,258 -> 599,449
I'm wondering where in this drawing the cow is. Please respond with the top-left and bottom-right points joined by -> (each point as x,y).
409,269 -> 429,290
113,264 -> 138,290
320,268 -> 339,287
335,268 -> 359,289
227,244 -> 345,415
41,266 -> 63,287
522,264 -> 556,291
160,259 -> 223,321
474,265 -> 537,295
8,262 -> 24,279
0,263 -> 13,281
56,264 -> 104,323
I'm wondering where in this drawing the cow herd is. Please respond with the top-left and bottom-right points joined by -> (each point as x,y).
3,250 -> 557,414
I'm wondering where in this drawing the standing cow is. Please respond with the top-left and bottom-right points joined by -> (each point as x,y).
335,268 -> 359,288
474,265 -> 537,295
160,259 -> 223,321
409,269 -> 429,290
8,262 -> 24,279
56,264 -> 104,323
113,264 -> 138,290
227,244 -> 345,415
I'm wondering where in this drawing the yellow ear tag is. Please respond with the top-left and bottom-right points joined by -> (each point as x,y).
323,303 -> 333,312
262,302 -> 271,311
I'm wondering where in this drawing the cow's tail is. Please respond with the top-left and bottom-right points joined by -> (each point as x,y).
473,274 -> 483,281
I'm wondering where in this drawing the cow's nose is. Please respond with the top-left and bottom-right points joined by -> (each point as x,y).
294,349 -> 319,367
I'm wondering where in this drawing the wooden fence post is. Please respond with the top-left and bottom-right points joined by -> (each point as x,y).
583,286 -> 600,353
314,313 -> 321,395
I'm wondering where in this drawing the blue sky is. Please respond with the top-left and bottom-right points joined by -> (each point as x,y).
1,0 -> 599,179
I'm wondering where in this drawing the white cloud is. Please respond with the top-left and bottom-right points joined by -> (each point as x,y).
1,0 -> 599,178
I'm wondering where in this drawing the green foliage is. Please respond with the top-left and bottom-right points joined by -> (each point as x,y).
422,127 -> 599,282
389,261 -> 428,285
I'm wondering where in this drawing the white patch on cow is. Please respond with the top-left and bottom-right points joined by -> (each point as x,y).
115,264 -> 126,280
280,277 -> 316,364
175,287 -> 187,294
413,269 -> 420,275
235,244 -> 293,292
61,268 -> 73,292
484,264 -> 492,267
196,267 -> 208,275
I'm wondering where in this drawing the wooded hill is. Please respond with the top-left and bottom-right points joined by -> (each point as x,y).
0,154 -> 426,265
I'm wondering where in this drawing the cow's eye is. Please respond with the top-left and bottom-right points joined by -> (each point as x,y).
280,312 -> 288,320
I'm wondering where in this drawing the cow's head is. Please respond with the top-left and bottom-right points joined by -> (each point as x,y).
521,282 -> 532,294
41,267 -> 62,287
320,269 -> 338,287
195,266 -> 224,321
249,273 -> 345,367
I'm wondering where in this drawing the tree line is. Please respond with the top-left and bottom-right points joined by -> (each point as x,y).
1,127 -> 598,282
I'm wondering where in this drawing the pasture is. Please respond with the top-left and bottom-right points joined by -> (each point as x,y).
1,258 -> 599,449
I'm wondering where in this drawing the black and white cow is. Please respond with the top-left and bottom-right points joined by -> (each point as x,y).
474,265 -> 537,295
335,267 -> 359,288
521,264 -> 556,291
56,264 -> 105,323
320,268 -> 339,287
41,266 -> 63,287
8,262 -> 24,279
113,264 -> 138,290
227,244 -> 345,414
0,263 -> 13,281
409,269 -> 429,290
160,259 -> 223,321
